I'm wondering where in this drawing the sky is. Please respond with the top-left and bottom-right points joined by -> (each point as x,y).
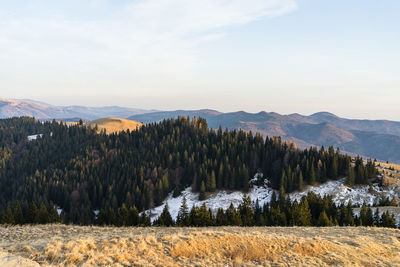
0,0 -> 399,120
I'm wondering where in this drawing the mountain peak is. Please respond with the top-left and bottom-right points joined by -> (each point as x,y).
310,112 -> 338,118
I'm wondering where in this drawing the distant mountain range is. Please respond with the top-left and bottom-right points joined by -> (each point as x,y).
1,98 -> 399,163
0,98 -> 156,120
129,110 -> 400,164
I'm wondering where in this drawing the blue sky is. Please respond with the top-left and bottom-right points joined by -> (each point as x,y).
0,0 -> 399,120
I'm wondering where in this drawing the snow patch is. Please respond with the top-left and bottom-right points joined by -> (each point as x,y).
27,132 -> 52,141
289,178 -> 399,206
28,134 -> 43,141
146,174 -> 274,222
56,208 -> 63,216
147,175 -> 399,222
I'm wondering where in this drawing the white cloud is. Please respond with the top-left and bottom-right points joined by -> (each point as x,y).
0,0 -> 297,81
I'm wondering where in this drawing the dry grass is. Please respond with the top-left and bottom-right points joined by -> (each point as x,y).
86,117 -> 143,134
376,162 -> 400,185
377,162 -> 400,172
1,225 -> 400,266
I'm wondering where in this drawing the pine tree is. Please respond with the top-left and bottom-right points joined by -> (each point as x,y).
128,206 -> 139,226
1,207 -> 14,224
298,171 -> 304,191
254,199 -> 263,226
216,208 -> 227,226
359,202 -> 367,226
280,170 -> 287,196
365,207 -> 374,226
380,211 -> 395,228
330,156 -> 338,179
198,203 -> 212,226
210,171 -> 217,192
37,203 -> 49,224
26,202 -> 38,224
239,194 -> 254,226
48,206 -> 61,223
226,203 -> 242,226
13,201 -> 24,225
176,196 -> 189,226
318,211 -> 332,226
374,208 -> 380,226
118,203 -> 129,226
310,164 -> 316,185
199,181 -> 206,201
139,212 -> 151,226
293,198 -> 312,226
347,166 -> 355,187
154,203 -> 174,226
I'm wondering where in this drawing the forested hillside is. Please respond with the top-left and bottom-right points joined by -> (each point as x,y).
130,110 -> 400,163
0,117 -> 377,225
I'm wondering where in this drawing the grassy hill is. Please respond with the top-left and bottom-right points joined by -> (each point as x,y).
86,117 -> 143,134
1,225 -> 399,266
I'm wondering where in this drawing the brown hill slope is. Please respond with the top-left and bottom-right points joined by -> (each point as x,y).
87,117 -> 143,134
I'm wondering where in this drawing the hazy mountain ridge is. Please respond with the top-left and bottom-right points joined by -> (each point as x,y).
0,98 -> 156,120
130,110 -> 400,163
1,98 -> 399,163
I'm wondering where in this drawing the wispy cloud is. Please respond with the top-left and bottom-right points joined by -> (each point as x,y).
0,0 -> 297,76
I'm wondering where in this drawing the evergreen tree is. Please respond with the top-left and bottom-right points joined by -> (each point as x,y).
365,207 -> 374,226
239,195 -> 254,226
209,171 -> 216,192
347,165 -> 355,187
176,196 -> 189,226
37,203 -> 49,224
310,164 -> 316,185
154,203 -> 174,226
13,201 -> 24,225
118,203 -> 129,226
128,206 -> 139,226
26,202 -> 38,224
199,181 -> 206,201
318,211 -> 332,226
298,171 -> 304,191
292,198 -> 312,226
1,207 -> 14,224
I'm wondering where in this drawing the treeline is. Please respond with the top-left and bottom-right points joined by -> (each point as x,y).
152,192 -> 396,228
0,201 -> 61,225
346,156 -> 377,186
154,192 -> 396,228
3,192 -> 395,228
0,117 -> 377,225
173,193 -> 395,228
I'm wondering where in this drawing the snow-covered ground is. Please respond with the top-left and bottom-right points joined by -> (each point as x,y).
145,182 -> 274,222
290,178 -> 398,206
146,175 -> 400,221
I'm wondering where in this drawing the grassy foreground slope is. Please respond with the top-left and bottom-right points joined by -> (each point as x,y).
1,225 -> 399,266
